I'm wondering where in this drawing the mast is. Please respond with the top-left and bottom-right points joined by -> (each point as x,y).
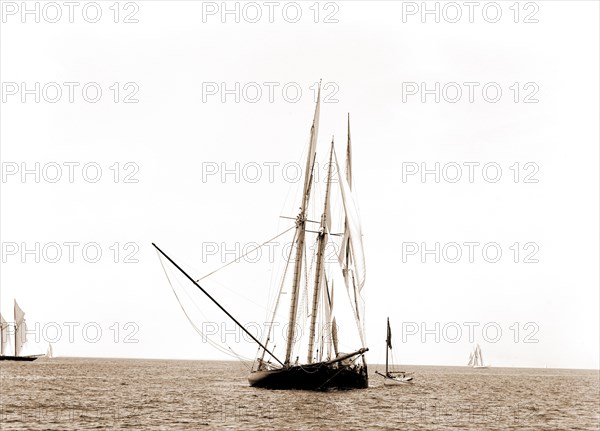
343,113 -> 367,366
14,304 -> 17,356
342,114 -> 352,276
346,115 -> 363,325
346,113 -> 352,186
342,115 -> 360,316
307,139 -> 335,363
284,82 -> 321,365
386,317 -> 390,375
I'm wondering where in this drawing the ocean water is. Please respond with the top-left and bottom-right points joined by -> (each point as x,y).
0,358 -> 598,430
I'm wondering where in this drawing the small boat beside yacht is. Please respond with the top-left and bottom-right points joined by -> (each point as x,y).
376,318 -> 413,385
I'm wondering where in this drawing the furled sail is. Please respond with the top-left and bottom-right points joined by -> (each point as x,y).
387,318 -> 392,350
334,150 -> 366,292
0,313 -> 8,356
14,300 -> 27,356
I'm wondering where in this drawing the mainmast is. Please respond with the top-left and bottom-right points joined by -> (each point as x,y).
307,139 -> 335,363
342,113 -> 354,283
284,83 -> 321,365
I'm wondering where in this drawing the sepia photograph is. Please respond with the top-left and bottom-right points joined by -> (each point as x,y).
0,1 -> 599,430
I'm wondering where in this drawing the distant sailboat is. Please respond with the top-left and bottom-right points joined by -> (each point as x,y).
467,343 -> 489,368
0,300 -> 41,361
376,318 -> 413,385
46,343 -> 54,359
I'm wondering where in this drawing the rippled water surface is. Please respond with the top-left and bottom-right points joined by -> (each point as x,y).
1,358 -> 598,430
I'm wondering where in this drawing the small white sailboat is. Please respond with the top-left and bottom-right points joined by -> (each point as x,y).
468,343 -> 489,368
376,318 -> 413,385
46,343 -> 54,359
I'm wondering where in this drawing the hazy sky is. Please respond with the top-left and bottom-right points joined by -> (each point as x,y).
1,1 -> 598,369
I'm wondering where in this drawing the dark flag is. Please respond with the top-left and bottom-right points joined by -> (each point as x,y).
386,318 -> 392,349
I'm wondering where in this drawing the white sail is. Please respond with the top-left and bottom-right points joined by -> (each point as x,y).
477,344 -> 484,366
14,300 -> 27,356
47,343 -> 54,358
0,313 -> 8,356
334,150 -> 366,292
469,343 -> 487,367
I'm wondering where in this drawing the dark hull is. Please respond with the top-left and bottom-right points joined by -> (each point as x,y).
0,355 -> 38,361
248,363 -> 368,390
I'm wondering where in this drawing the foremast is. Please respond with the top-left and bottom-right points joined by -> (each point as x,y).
307,139 -> 335,363
284,84 -> 321,366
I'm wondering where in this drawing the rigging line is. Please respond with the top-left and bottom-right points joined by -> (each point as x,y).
162,256 -> 249,359
158,253 -> 247,360
154,243 -> 285,367
161,255 -> 255,361
342,269 -> 366,348
167,264 -> 242,358
228,346 -> 252,371
261,228 -> 297,347
195,225 -> 296,283
263,225 -> 297,329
